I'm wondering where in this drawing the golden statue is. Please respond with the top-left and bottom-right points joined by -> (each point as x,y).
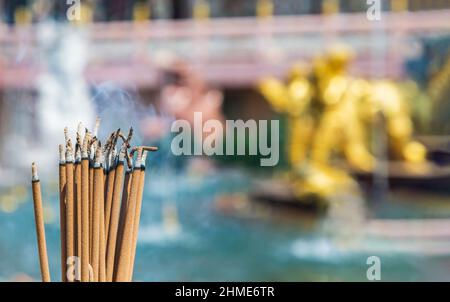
258,62 -> 314,168
309,45 -> 375,172
259,45 -> 375,173
257,49 -> 362,202
360,80 -> 427,163
257,44 -> 426,203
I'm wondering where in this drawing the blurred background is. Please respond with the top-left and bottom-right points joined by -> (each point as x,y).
2,0 -> 450,281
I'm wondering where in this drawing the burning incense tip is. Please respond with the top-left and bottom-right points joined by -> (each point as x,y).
66,139 -> 74,162
95,142 -> 103,166
125,149 -> 133,169
89,136 -> 98,147
75,146 -> 82,162
59,144 -> 66,163
103,132 -> 115,154
32,162 -> 38,181
119,144 -> 127,162
134,148 -> 143,168
82,131 -> 90,157
89,136 -> 98,160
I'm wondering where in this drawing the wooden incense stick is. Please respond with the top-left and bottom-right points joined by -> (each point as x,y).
31,163 -> 51,282
75,124 -> 83,266
99,170 -> 107,282
106,146 -> 125,281
75,147 -> 82,276
58,144 -> 67,282
105,130 -> 120,240
129,150 -> 148,281
65,138 -> 75,282
114,162 -> 132,279
81,133 -> 90,282
89,138 -> 95,263
91,144 -> 103,281
99,137 -> 110,282
112,130 -> 133,279
115,151 -> 143,281
89,163 -> 94,259
104,157 -> 116,237
75,161 -> 81,255
91,117 -> 101,266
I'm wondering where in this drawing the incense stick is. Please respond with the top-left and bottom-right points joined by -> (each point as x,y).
112,129 -> 134,278
75,124 -> 83,266
89,164 -> 94,258
105,129 -> 120,239
31,163 -> 51,282
129,150 -> 148,281
89,139 -> 94,263
91,144 -> 103,281
104,147 -> 115,238
58,144 -> 67,282
106,146 -> 125,281
99,160 -> 107,282
114,151 -> 142,281
81,133 -> 90,282
114,162 -> 132,279
75,146 -> 82,276
65,139 -> 75,282
104,159 -> 115,236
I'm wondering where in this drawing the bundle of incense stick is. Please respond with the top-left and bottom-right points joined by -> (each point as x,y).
31,120 -> 157,282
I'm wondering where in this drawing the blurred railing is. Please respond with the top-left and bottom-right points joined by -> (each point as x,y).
1,9 -> 450,89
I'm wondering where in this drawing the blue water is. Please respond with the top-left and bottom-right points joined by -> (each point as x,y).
2,168 -> 450,281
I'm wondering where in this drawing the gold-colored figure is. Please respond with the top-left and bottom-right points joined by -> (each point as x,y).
259,45 -> 375,173
310,46 -> 375,172
258,53 -> 361,201
258,63 -> 314,168
257,44 -> 426,202
360,80 -> 427,163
